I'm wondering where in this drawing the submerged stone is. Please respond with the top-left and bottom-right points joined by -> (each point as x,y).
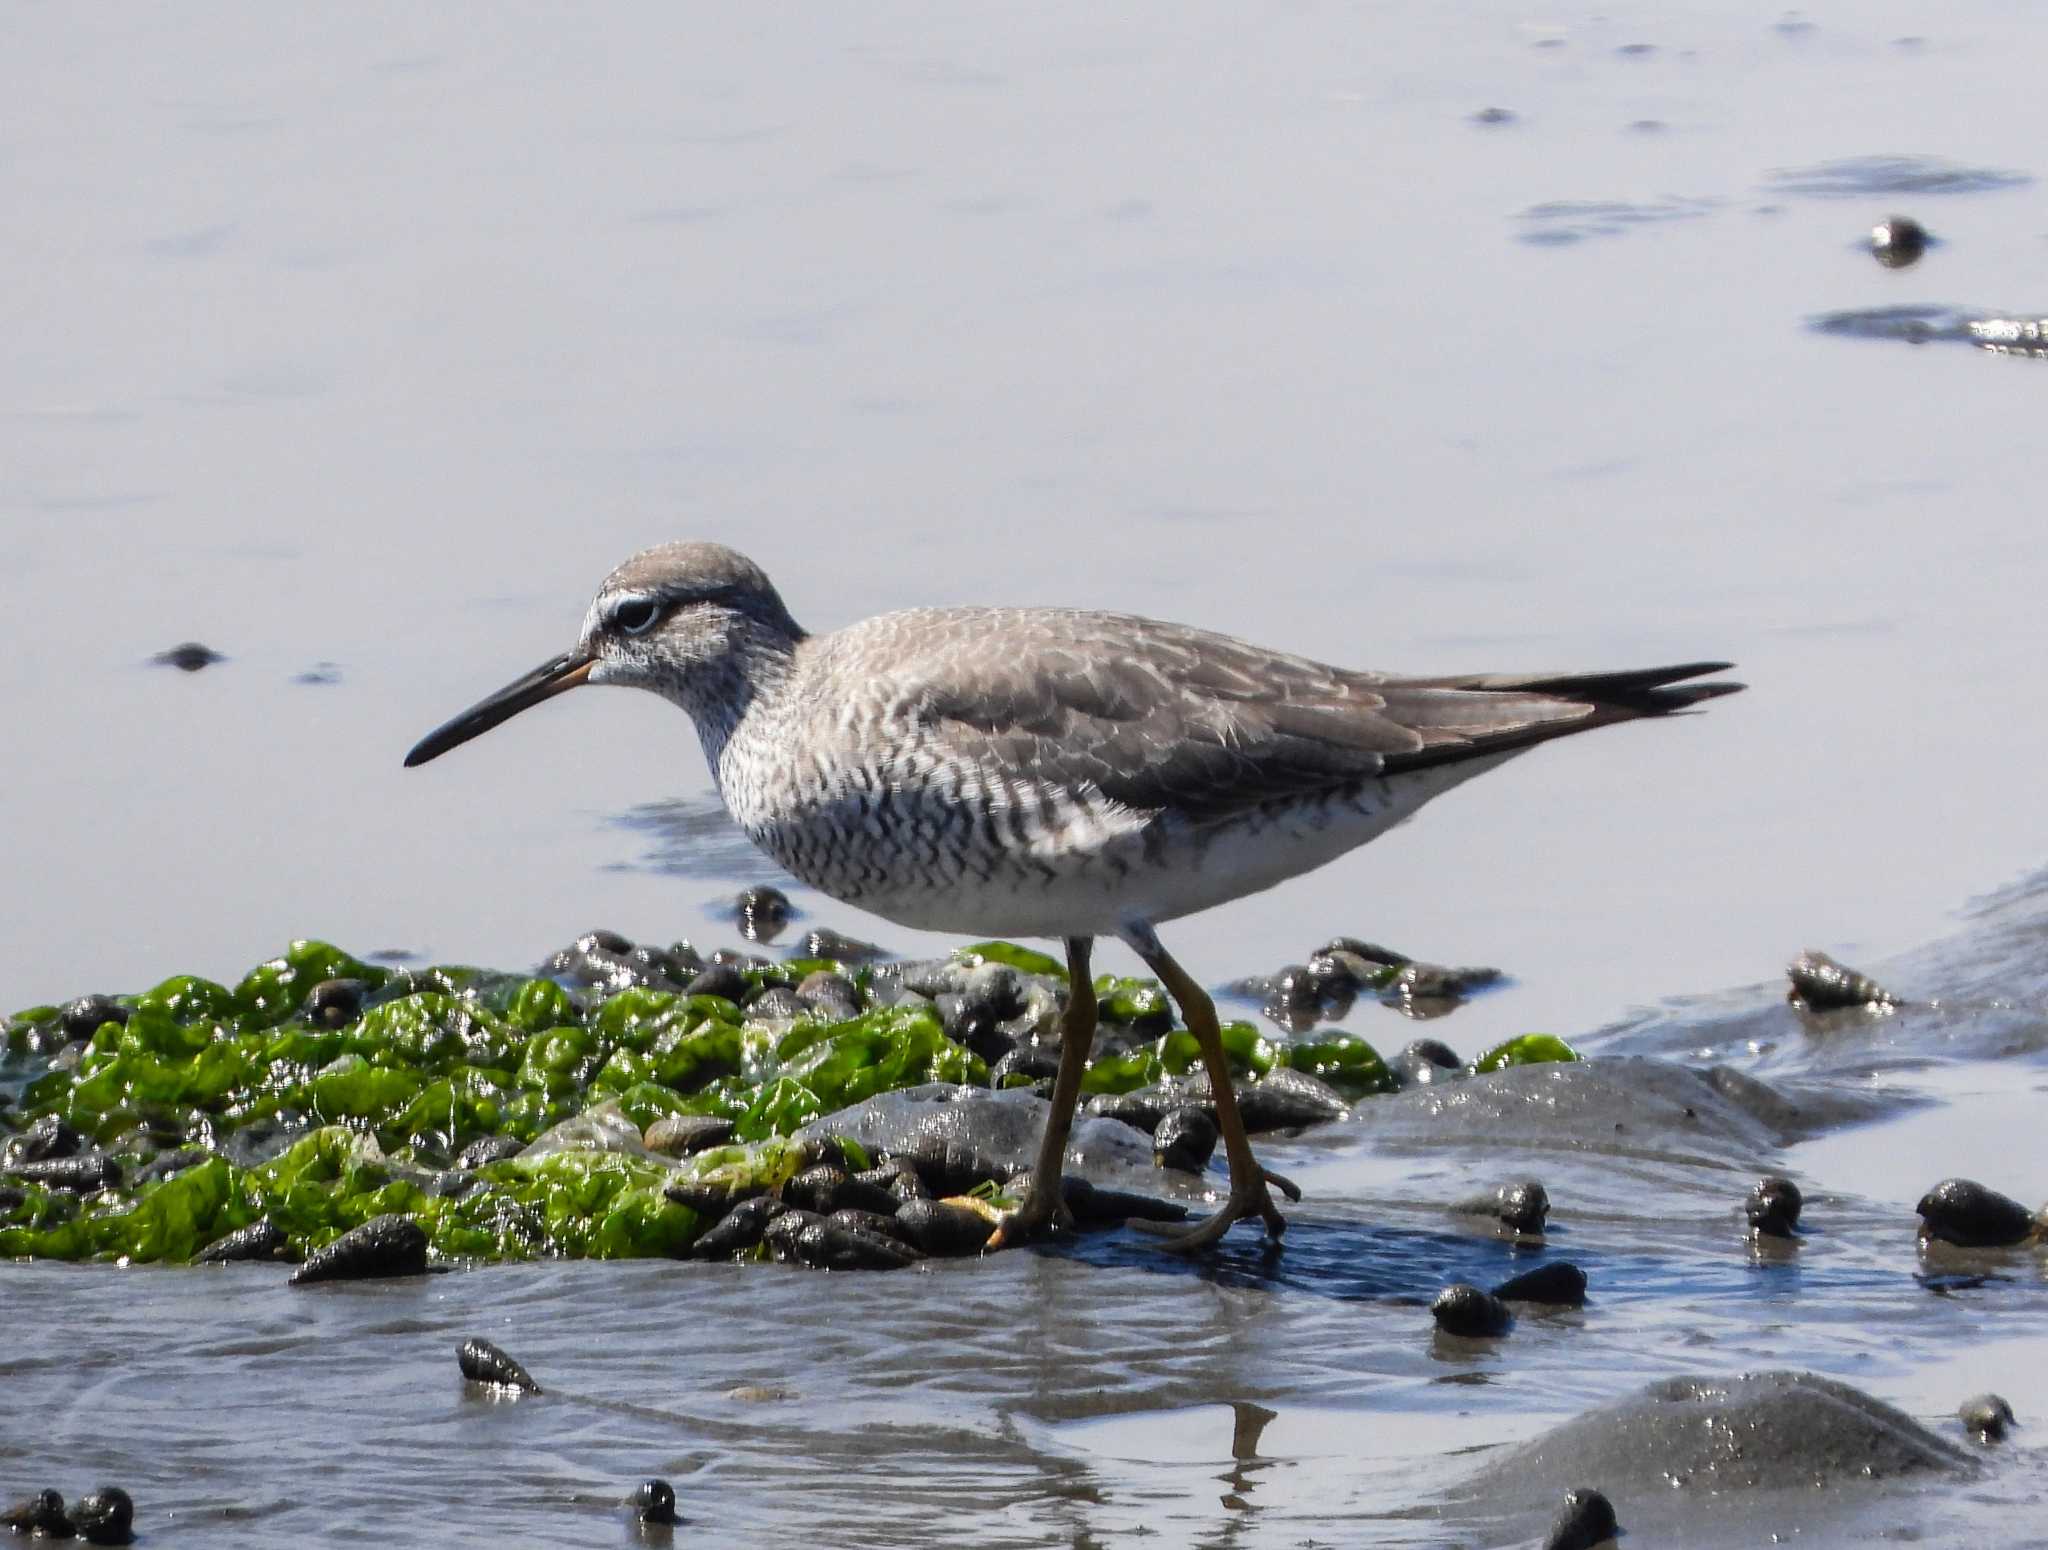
70,1485 -> 135,1545
1747,1176 -> 1804,1237
1,1488 -> 69,1536
734,884 -> 792,942
458,1336 -> 542,1394
1433,1283 -> 1512,1337
1453,1180 -> 1550,1235
1871,214 -> 1929,268
289,1213 -> 429,1284
1493,1261 -> 1586,1307
1916,1178 -> 2039,1247
1958,1393 -> 2014,1442
1541,1487 -> 1617,1550
151,641 -> 225,672
628,1478 -> 679,1525
1061,1176 -> 1187,1225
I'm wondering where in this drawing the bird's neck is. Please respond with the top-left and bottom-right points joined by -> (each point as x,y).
675,626 -> 802,778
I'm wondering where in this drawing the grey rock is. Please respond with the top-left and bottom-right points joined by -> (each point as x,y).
1466,1371 -> 1977,1497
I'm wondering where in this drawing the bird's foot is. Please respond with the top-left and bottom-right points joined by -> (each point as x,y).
1131,1170 -> 1295,1255
984,1185 -> 1075,1251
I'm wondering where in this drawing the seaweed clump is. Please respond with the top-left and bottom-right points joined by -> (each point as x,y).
1,936 -> 1578,1266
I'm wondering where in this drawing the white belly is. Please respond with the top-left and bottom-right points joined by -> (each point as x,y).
848,754 -> 1519,939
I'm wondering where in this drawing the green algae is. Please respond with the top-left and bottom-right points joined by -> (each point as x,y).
1,937 -> 1574,1266
1472,1033 -> 1581,1072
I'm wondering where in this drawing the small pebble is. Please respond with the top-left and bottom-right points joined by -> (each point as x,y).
1747,1176 -> 1804,1237
70,1485 -> 135,1545
792,1216 -> 922,1271
2,1114 -> 82,1168
691,1195 -> 786,1258
683,963 -> 747,1003
1403,1038 -> 1460,1070
59,996 -> 128,1042
895,1197 -> 997,1255
1916,1178 -> 2039,1247
5,1152 -> 120,1192
458,1336 -> 542,1394
151,641 -> 225,672
784,1164 -> 850,1215
745,984 -> 805,1020
642,1115 -> 735,1158
628,1478 -> 679,1526
1492,1261 -> 1587,1307
1267,963 -> 1321,1013
1786,949 -> 1898,1011
1871,214 -> 1929,268
991,1044 -> 1061,1088
1542,1486 -> 1618,1550
306,978 -> 367,1029
1454,1180 -> 1550,1234
1431,1283 -> 1512,1337
1959,1392 -> 2015,1442
194,1218 -> 291,1265
798,928 -> 887,963
727,1382 -> 797,1403
453,1134 -> 524,1170
289,1213 -> 429,1284
795,970 -> 863,1023
1152,1106 -> 1218,1173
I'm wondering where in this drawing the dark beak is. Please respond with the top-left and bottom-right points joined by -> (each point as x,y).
403,648 -> 595,767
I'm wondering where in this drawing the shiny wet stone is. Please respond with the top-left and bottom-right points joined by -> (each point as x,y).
458,1336 -> 542,1394
289,1213 -> 429,1284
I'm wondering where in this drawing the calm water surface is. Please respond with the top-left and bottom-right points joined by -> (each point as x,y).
5,3 -> 2048,1545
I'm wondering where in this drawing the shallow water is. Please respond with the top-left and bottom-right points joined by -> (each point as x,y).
6,2 -> 2048,1545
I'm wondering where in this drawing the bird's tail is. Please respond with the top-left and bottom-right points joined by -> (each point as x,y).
1435,661 -> 1746,716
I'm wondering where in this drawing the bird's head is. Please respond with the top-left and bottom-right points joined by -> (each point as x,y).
404,541 -> 804,768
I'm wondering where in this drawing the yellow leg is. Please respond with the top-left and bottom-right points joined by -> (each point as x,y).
1123,925 -> 1294,1253
987,936 -> 1095,1249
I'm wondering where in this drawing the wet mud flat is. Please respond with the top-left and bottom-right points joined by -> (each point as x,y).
4,878 -> 2046,1547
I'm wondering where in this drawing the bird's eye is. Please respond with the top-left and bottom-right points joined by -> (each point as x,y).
609,599 -> 661,635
